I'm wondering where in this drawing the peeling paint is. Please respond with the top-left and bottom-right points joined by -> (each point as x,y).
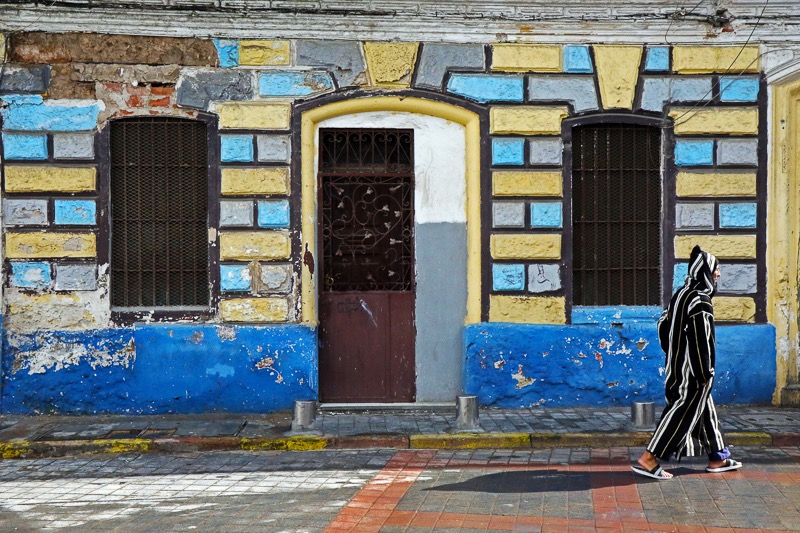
10,334 -> 135,375
511,364 -> 536,389
636,338 -> 649,351
217,326 -> 237,341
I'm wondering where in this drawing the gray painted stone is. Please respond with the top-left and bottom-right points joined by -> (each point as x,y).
528,264 -> 561,293
675,203 -> 715,230
176,69 -> 253,110
414,43 -> 485,90
0,65 -> 49,94
71,63 -> 181,84
54,263 -> 97,291
492,201 -> 525,228
415,222 -> 467,402
296,40 -> 366,88
220,200 -> 254,227
53,133 -> 95,160
257,134 -> 291,163
528,76 -> 597,112
529,137 -> 562,165
717,138 -> 758,166
259,263 -> 292,293
718,264 -> 757,294
3,199 -> 48,226
640,77 -> 713,112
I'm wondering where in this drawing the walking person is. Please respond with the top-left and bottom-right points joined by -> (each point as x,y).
632,245 -> 742,480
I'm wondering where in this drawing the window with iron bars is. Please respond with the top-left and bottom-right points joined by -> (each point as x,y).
571,123 -> 662,306
109,117 -> 210,310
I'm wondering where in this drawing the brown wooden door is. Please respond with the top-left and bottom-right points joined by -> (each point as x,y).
318,128 -> 416,402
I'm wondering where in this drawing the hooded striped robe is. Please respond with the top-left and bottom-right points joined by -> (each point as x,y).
647,245 -> 728,461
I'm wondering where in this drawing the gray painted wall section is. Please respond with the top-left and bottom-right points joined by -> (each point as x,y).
414,221 -> 467,402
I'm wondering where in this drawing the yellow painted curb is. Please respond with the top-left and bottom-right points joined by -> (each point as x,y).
0,441 -> 32,459
97,439 -> 151,454
725,432 -> 772,446
529,432 -> 652,448
240,436 -> 328,451
410,433 -> 531,449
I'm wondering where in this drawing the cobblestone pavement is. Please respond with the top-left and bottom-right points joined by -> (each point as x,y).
1,445 -> 799,532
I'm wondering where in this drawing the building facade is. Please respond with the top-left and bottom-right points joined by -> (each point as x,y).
1,0 -> 799,414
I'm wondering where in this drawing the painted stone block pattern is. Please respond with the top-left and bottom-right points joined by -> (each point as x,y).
717,138 -> 758,166
670,108 -> 758,135
220,135 -> 254,163
220,297 -> 289,322
213,39 -> 239,68
528,264 -> 561,293
415,43 -> 485,89
676,171 -> 756,197
221,168 -> 290,195
238,40 -> 290,66
489,295 -> 566,324
3,199 -> 49,226
220,200 -> 254,227
714,296 -> 756,322
491,44 -> 561,73
296,40 -> 367,87
719,203 -> 757,228
674,139 -> 714,166
176,69 -> 253,110
257,135 -> 291,163
4,166 -> 96,193
492,202 -> 525,228
446,74 -> 523,103
528,76 -> 598,112
219,231 -> 291,260
492,138 -> 525,166
720,77 -> 760,102
259,263 -> 293,293
644,47 -> 670,71
673,46 -> 760,74
54,263 -> 97,291
10,262 -> 51,290
0,95 -> 102,131
640,78 -> 712,112
53,133 -> 95,160
54,199 -> 96,226
530,201 -> 562,228
673,263 -> 689,291
2,133 -> 48,160
214,102 -> 291,130
492,264 -> 525,291
6,232 -> 96,259
563,45 -> 593,73
674,234 -> 756,259
718,264 -> 757,294
257,200 -> 290,229
221,264 -> 253,292
593,45 -> 641,109
0,65 -> 49,94
258,71 -> 334,97
491,234 -> 561,260
675,203 -> 714,229
493,171 -> 562,197
363,42 -> 418,87
529,138 -> 562,165
490,107 -> 569,135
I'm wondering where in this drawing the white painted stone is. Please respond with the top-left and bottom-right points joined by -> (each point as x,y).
528,264 -> 561,293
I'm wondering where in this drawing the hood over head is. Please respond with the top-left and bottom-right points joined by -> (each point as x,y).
687,245 -> 719,296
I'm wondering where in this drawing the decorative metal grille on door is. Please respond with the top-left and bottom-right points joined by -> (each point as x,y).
109,117 -> 209,308
319,128 -> 414,292
572,123 -> 662,306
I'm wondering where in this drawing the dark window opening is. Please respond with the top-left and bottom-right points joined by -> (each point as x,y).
572,123 -> 662,306
110,117 -> 209,309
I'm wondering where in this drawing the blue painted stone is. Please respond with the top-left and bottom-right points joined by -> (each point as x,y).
719,202 -> 757,228
1,324 -> 318,414
2,133 -> 48,160
673,263 -> 689,291
220,264 -> 252,292
492,264 -> 525,291
571,306 -> 662,325
530,201 -> 562,228
464,322 -> 776,407
644,47 -> 670,71
674,139 -> 714,166
563,46 -> 593,73
10,261 -> 51,289
446,74 -> 523,103
492,138 -> 525,166
213,39 -> 239,68
54,199 -> 96,226
719,76 -> 759,102
528,76 -> 597,112
257,200 -> 290,228
1,97 -> 101,131
220,135 -> 254,163
258,71 -> 334,97
640,77 -> 712,112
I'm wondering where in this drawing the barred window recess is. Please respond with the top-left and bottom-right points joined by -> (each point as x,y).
110,117 -> 210,309
572,123 -> 662,306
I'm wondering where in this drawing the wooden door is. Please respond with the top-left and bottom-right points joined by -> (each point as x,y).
318,128 -> 416,402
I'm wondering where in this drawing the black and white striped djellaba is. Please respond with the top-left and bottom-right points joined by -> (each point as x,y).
647,245 -> 727,460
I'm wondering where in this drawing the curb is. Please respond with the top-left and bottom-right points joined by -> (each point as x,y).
2,431 -> 798,459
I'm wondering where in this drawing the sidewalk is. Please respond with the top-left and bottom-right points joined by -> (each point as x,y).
2,404 -> 799,459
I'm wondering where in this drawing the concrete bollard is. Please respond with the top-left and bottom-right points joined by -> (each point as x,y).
455,395 -> 482,432
291,400 -> 318,433
631,401 -> 655,428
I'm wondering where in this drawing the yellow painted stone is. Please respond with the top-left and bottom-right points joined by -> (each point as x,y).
6,232 -> 96,258
674,235 -> 756,259
489,295 -> 566,324
215,102 -> 291,130
671,108 -> 758,135
221,167 -> 290,195
593,45 -> 642,109
220,297 -> 289,322
219,231 -> 291,260
676,171 -> 757,197
492,171 -> 562,197
673,46 -> 760,74
363,42 -> 419,87
238,40 -> 291,66
713,296 -> 756,323
491,234 -> 561,260
4,166 -> 96,193
491,44 -> 561,72
490,106 -> 569,135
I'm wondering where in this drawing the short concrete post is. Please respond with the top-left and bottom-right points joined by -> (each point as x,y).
631,401 -> 655,428
455,395 -> 481,432
291,400 -> 318,433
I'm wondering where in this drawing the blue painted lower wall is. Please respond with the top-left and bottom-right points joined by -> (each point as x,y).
1,324 -> 318,415
464,322 -> 776,407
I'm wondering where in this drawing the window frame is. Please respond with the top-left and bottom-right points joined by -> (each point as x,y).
100,113 -> 221,325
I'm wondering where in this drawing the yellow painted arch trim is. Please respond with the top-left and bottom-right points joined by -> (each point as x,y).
300,96 -> 482,325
